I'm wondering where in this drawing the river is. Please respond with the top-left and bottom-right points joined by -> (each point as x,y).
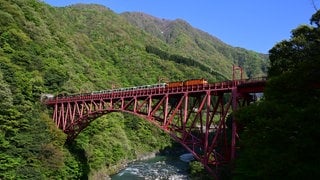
110,152 -> 194,180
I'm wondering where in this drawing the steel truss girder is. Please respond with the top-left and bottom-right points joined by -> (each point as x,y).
47,79 -> 266,177
51,90 -> 252,174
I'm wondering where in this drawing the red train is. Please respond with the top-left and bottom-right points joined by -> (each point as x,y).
166,78 -> 208,88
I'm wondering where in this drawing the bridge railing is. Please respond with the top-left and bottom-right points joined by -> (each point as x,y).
43,77 -> 267,104
235,76 -> 267,85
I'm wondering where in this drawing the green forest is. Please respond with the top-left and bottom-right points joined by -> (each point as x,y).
234,10 -> 320,179
0,0 -> 318,179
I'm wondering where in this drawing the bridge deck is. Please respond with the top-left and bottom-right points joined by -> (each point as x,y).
43,77 -> 267,176
45,78 -> 266,105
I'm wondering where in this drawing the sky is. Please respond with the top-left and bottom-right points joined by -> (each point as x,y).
43,0 -> 319,54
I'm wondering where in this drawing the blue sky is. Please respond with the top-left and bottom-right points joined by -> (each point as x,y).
43,0 -> 319,53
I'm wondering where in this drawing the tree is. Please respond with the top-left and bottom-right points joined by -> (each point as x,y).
234,10 -> 320,179
268,10 -> 320,77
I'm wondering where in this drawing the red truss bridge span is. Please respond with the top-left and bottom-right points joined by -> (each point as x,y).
44,77 -> 266,175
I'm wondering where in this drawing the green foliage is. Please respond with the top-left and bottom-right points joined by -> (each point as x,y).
235,10 -> 320,179
268,11 -> 320,77
189,161 -> 214,180
189,161 -> 204,176
44,67 -> 69,91
123,12 -> 269,79
146,45 -> 228,80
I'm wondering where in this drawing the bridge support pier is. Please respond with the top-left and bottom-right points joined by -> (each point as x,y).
231,88 -> 238,161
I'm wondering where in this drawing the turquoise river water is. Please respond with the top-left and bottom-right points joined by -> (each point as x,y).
110,153 -> 195,180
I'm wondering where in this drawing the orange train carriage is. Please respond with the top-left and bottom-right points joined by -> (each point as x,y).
166,81 -> 184,88
166,78 -> 208,88
183,78 -> 208,86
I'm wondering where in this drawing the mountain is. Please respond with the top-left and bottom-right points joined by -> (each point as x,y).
0,0 -> 269,179
121,12 -> 269,78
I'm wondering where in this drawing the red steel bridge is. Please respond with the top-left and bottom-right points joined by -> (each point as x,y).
44,75 -> 266,176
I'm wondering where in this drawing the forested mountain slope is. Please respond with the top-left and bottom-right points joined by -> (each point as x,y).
122,12 -> 269,78
0,0 -> 268,179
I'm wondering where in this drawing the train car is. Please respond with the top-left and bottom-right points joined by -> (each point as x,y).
153,83 -> 167,88
40,94 -> 54,102
183,78 -> 208,86
166,81 -> 184,88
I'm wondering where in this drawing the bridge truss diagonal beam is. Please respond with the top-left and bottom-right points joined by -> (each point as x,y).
46,79 -> 266,176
